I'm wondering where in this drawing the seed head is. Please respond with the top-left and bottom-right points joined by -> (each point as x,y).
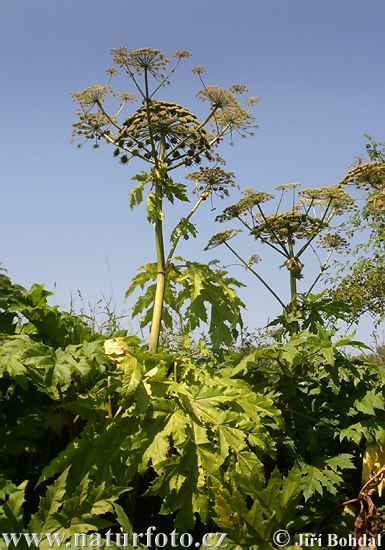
191,65 -> 206,74
318,232 -> 349,252
174,50 -> 192,58
187,167 -> 236,198
216,189 -> 274,222
111,47 -> 170,80
251,212 -> 328,243
339,161 -> 385,191
72,85 -> 111,110
205,228 -> 242,250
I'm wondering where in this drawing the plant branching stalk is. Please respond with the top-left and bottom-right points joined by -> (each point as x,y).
166,192 -> 207,264
224,242 -> 286,308
306,249 -> 333,297
296,198 -> 333,258
255,203 -> 290,257
166,107 -> 218,166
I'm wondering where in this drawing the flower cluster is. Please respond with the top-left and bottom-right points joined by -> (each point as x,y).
191,65 -> 206,74
204,228 -> 242,250
72,85 -> 111,110
276,182 -> 301,191
72,46 -> 259,174
367,189 -> 385,216
197,85 -> 259,139
298,185 -> 356,215
111,47 -> 170,80
338,162 -> 385,191
251,211 -> 328,243
318,232 -> 349,252
71,111 -> 112,143
174,50 -> 192,59
215,189 -> 274,222
115,100 -> 214,167
186,167 -> 237,199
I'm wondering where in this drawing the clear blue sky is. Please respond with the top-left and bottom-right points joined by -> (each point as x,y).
1,0 -> 384,342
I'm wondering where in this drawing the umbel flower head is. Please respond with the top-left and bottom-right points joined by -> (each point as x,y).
318,232 -> 350,253
111,47 -> 170,80
367,189 -> 385,216
72,85 -> 111,110
339,161 -> 385,191
204,228 -> 242,250
186,167 -> 237,199
197,85 -> 259,139
193,84 -> 260,137
338,162 -> 385,217
72,111 -> 112,142
298,185 -> 356,215
216,188 -> 274,223
276,182 -> 301,191
116,100 -> 214,167
251,211 -> 328,244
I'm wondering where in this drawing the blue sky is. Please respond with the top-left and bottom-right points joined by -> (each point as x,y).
1,0 -> 384,342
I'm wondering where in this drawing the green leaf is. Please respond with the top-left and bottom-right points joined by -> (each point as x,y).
147,191 -> 164,224
0,481 -> 27,531
130,171 -> 152,209
163,179 -> 189,204
29,469 -> 69,531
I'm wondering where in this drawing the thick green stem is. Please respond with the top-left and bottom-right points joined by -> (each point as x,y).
148,138 -> 166,354
288,238 -> 298,310
148,212 -> 166,353
290,271 -> 298,310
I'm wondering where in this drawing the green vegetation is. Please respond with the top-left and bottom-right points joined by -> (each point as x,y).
1,48 -> 385,548
331,137 -> 385,325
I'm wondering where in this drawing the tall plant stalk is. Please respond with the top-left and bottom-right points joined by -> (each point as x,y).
72,47 -> 258,352
149,140 -> 167,353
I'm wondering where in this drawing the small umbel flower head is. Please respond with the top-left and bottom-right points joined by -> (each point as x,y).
191,65 -> 206,75
186,167 -> 237,199
197,86 -> 258,139
174,50 -> 192,59
367,189 -> 385,216
72,85 -> 111,111
318,232 -> 350,253
276,182 -> 301,191
216,188 -> 274,222
105,67 -> 119,78
71,111 -> 112,143
205,228 -> 242,250
111,47 -> 170,81
338,161 -> 385,191
298,185 -> 355,215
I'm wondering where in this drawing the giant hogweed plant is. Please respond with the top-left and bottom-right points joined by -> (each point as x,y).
72,47 -> 259,352
331,139 -> 385,324
205,180 -> 356,330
